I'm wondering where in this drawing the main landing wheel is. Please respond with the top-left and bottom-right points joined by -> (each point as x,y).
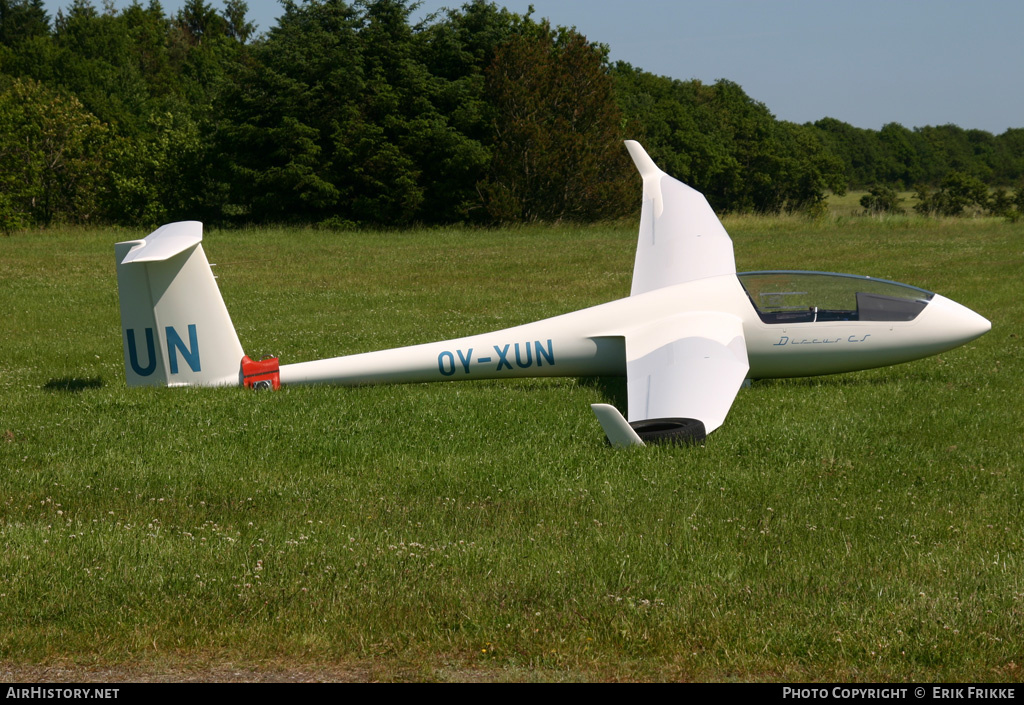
628,418 -> 706,446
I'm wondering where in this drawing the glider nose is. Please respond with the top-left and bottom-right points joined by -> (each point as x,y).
927,294 -> 991,347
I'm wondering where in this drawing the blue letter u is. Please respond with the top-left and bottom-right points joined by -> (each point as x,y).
126,328 -> 157,376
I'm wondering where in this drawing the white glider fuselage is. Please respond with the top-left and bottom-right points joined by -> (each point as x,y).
278,272 -> 989,387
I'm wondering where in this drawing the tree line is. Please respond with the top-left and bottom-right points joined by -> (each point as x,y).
1,0 -> 1021,231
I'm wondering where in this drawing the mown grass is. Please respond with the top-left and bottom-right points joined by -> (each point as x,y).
1,215 -> 1021,681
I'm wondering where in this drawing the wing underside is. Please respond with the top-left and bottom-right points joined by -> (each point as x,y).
625,312 -> 749,434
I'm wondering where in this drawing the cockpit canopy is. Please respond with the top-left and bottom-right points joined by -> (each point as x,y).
737,271 -> 934,324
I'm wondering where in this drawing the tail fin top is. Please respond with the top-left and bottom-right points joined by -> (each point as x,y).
116,222 -> 244,387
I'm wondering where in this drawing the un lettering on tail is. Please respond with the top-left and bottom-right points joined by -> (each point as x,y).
115,222 -> 243,387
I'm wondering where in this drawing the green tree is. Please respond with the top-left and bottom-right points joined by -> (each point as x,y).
0,0 -> 57,93
811,117 -> 882,187
340,0 -> 486,224
877,122 -> 921,188
213,0 -> 360,222
216,0 -> 500,225
105,110 -> 206,225
176,0 -> 228,44
0,77 -> 111,228
223,0 -> 255,42
482,24 -> 632,222
771,121 -> 847,216
0,0 -> 49,45
992,128 -> 1024,184
412,0 -> 526,221
613,68 -> 845,214
914,124 -> 995,185
612,63 -> 734,205
688,79 -> 780,213
47,0 -> 150,133
987,187 -> 1014,218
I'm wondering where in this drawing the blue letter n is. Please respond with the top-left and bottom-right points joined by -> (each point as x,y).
166,324 -> 201,374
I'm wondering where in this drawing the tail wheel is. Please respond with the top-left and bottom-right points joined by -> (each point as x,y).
241,355 -> 281,390
628,418 -> 706,445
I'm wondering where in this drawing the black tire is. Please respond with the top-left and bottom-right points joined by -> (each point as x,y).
628,417 -> 706,446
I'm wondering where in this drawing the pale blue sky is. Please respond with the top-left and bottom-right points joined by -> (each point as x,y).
41,0 -> 1024,134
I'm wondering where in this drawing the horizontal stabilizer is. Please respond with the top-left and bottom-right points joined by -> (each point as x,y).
120,221 -> 203,264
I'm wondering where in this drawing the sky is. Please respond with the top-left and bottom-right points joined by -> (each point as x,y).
40,0 -> 1024,134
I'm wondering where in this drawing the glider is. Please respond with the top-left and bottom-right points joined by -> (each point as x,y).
115,141 -> 991,446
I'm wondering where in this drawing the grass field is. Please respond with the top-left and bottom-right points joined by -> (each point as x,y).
1,213 -> 1021,682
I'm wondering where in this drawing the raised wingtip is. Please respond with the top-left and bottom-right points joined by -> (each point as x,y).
624,140 -> 662,179
591,403 -> 646,448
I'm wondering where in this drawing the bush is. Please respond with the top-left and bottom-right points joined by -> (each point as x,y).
859,184 -> 904,215
913,171 -> 990,217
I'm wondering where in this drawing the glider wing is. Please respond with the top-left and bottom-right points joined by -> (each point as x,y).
625,140 -> 736,296
625,311 -> 749,434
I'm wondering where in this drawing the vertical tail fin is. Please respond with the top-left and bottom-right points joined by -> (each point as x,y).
115,221 -> 245,387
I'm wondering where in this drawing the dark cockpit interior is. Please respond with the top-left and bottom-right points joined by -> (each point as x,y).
737,271 -> 934,324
